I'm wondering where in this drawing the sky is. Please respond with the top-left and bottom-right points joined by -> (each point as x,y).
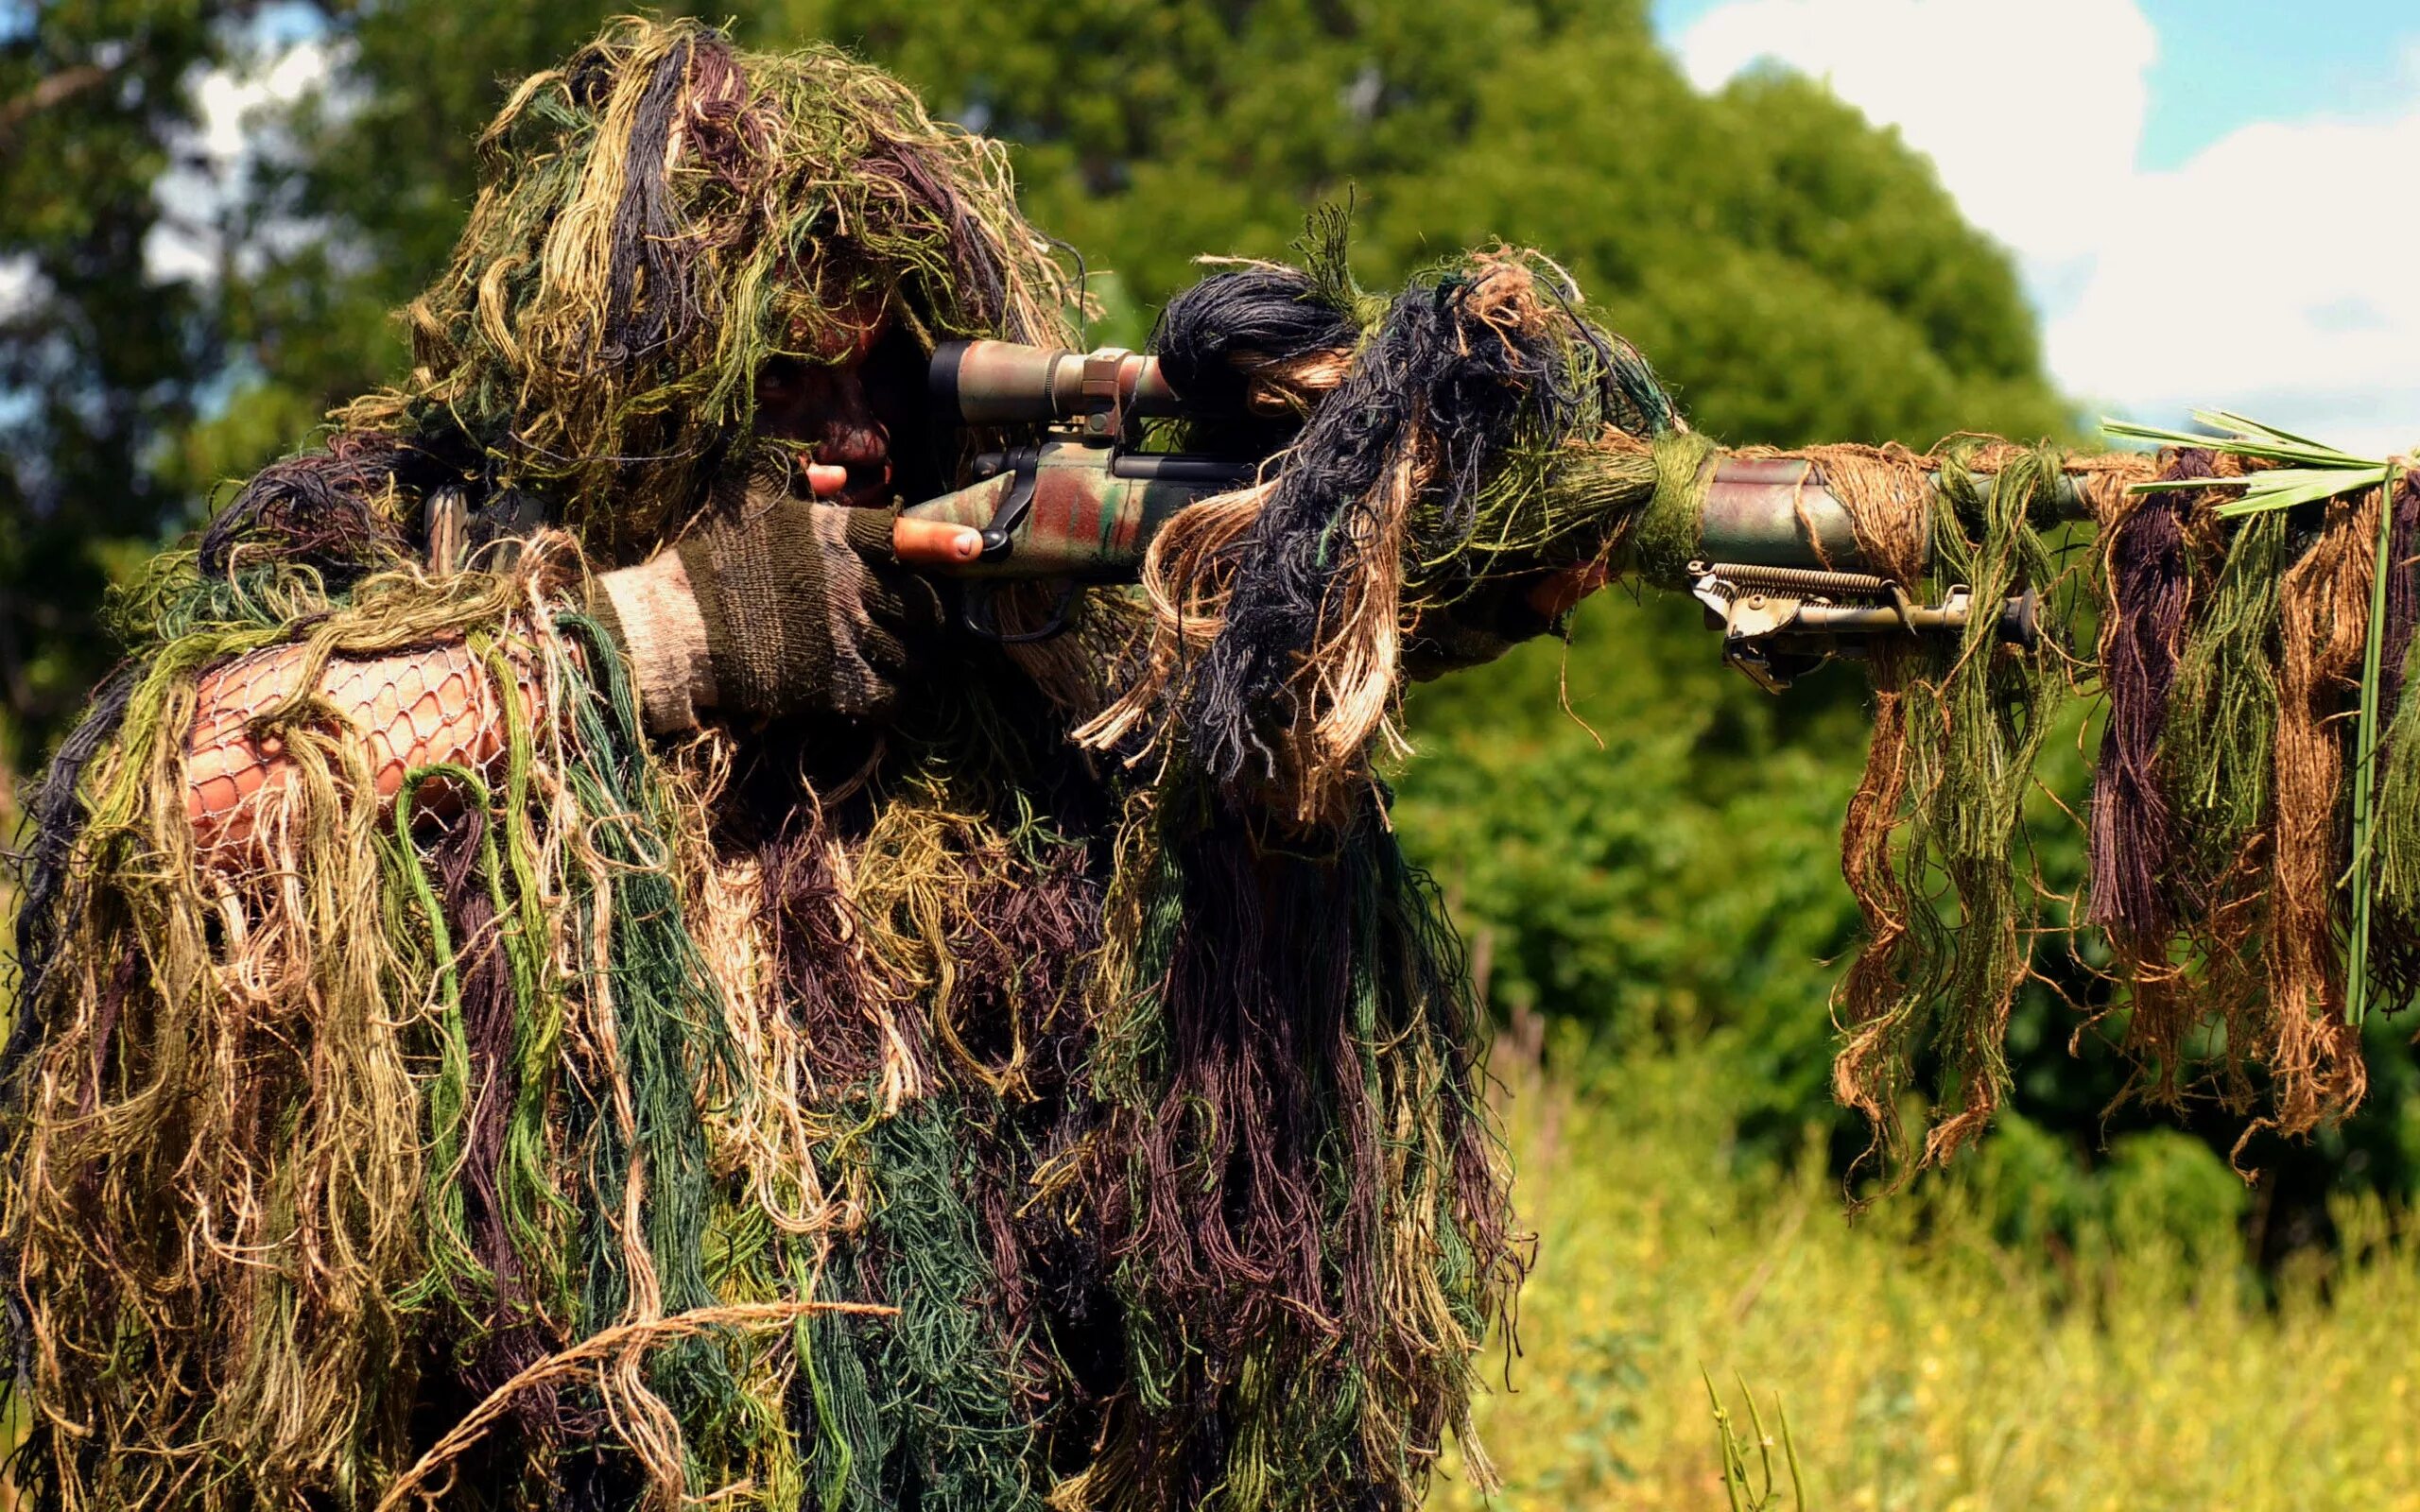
1653,0 -> 2420,453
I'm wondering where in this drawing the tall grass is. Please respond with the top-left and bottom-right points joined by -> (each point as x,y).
1447,1032 -> 2420,1511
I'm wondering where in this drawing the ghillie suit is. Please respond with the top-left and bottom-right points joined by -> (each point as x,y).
39,19 -> 2395,1509
2,21 -> 1669,1512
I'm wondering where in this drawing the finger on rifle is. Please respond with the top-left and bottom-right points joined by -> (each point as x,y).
892,517 -> 987,567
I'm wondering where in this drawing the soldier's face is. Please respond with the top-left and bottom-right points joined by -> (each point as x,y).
752,289 -> 901,509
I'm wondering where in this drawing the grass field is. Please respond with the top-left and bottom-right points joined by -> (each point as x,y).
1449,1035 -> 2420,1512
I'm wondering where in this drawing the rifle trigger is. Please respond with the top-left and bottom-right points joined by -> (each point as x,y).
978,447 -> 1042,562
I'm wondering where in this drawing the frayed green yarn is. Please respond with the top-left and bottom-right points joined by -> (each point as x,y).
2382,627 -> 2420,911
551,610 -> 759,1478
1833,441 -> 2064,1167
1296,199 -> 1390,336
804,1103 -> 1042,1512
1917,445 -> 2060,1119
390,760 -> 539,1324
2167,509 -> 2289,883
1409,344 -> 1677,600
1628,429 -> 1720,589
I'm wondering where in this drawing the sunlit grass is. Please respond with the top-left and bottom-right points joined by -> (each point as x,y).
1447,1037 -> 2420,1512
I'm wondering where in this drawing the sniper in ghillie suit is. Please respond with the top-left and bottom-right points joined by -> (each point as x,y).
7,14 -> 2419,1512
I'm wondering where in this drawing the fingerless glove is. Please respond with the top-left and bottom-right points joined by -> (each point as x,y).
590,495 -> 942,732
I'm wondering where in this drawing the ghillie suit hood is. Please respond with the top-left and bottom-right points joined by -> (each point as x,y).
324,16 -> 1074,559
0,21 -> 1672,1512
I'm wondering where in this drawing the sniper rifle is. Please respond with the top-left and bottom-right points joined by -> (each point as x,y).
899,337 -> 2101,689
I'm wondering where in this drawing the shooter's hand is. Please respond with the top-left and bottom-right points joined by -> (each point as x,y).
592,480 -> 973,731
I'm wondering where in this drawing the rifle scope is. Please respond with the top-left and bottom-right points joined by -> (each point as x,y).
929,340 -> 1187,430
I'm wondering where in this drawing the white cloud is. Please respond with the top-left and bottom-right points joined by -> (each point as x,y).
2046,108 -> 2420,456
1671,1 -> 2420,455
1675,0 -> 2156,276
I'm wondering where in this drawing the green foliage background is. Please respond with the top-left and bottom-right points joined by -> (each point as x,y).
9,0 -> 2420,1456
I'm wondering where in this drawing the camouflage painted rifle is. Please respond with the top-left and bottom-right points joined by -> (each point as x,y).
902,339 -> 2099,688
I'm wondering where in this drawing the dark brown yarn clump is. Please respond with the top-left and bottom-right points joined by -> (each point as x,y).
2087,452 -> 2210,943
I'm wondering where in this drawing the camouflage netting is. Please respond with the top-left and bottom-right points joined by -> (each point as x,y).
0,19 -> 1677,1512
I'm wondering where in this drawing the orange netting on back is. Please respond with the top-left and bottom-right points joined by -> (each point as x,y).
184,640 -> 527,850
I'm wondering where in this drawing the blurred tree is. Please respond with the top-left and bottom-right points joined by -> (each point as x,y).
783,0 -> 2070,443
0,0 -> 251,770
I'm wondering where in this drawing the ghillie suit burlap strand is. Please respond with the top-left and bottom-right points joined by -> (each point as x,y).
1082,212 -> 1679,826
2078,455 -> 2402,1145
0,21 -> 1685,1512
1052,224 -> 1685,1504
1616,432 -> 2420,1176
1615,436 -> 2087,1169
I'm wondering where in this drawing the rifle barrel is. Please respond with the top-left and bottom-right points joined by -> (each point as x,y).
1697,455 -> 2096,570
